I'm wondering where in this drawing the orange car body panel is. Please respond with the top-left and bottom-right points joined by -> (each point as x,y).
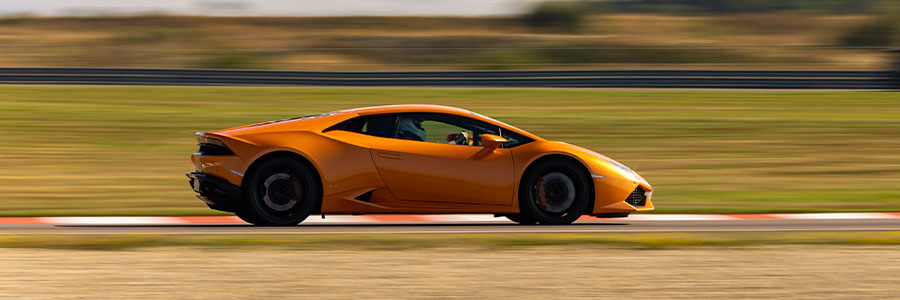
191,105 -> 653,215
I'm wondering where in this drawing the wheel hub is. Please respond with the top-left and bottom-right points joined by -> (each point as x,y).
262,173 -> 301,212
535,172 -> 575,214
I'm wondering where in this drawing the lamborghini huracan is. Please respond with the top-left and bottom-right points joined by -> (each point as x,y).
187,105 -> 653,225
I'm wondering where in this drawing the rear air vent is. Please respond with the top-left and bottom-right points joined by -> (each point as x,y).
625,188 -> 647,207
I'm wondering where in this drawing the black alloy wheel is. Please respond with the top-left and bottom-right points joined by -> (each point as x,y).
518,159 -> 591,225
239,157 -> 320,226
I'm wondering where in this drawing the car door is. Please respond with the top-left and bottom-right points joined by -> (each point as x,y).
370,113 -> 515,206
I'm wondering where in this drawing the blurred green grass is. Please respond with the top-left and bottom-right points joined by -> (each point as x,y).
0,86 -> 898,216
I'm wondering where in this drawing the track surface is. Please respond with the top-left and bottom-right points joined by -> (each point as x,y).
2,218 -> 899,235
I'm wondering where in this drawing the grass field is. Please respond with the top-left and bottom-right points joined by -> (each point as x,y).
0,86 -> 898,216
2,244 -> 900,299
4,232 -> 900,250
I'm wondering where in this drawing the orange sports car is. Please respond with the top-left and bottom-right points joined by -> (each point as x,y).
188,105 -> 653,225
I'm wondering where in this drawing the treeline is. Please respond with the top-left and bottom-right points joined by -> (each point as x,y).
586,0 -> 890,14
523,1 -> 898,46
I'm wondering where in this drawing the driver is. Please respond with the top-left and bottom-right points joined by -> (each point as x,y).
397,117 -> 426,141
450,131 -> 471,145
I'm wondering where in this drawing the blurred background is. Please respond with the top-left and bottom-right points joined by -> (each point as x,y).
1,0 -> 899,70
0,0 -> 899,216
2,2 -> 900,299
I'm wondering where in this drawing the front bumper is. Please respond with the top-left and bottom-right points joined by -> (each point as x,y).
591,174 -> 654,215
186,172 -> 241,212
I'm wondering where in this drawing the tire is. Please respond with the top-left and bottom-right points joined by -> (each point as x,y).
234,209 -> 257,224
518,159 -> 591,225
238,157 -> 320,226
504,214 -> 537,225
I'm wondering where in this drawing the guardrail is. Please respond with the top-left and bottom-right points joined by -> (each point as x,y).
0,68 -> 896,89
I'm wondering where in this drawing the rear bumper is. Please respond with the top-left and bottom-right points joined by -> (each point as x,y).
186,172 -> 241,212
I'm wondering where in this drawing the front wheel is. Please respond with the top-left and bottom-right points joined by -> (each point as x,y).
238,157 -> 320,226
518,159 -> 591,225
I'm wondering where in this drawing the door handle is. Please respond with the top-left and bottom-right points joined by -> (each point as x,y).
376,151 -> 402,160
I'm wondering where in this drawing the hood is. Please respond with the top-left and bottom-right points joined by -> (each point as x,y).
546,141 -> 646,184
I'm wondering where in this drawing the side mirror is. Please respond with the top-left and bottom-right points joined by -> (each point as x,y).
481,134 -> 507,149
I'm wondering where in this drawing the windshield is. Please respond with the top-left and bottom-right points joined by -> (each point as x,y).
470,111 -> 535,137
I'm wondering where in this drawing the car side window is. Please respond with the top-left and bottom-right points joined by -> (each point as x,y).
394,113 -> 532,148
329,114 -> 397,138
396,116 -> 475,145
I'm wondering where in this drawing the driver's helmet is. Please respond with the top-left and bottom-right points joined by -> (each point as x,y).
397,117 -> 426,141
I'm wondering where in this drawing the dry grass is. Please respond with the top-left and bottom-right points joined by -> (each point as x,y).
3,232 -> 900,250
1,245 -> 899,299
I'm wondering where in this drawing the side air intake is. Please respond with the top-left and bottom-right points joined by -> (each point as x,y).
625,187 -> 647,207
355,190 -> 374,202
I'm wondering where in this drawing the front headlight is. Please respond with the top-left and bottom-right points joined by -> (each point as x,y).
603,157 -> 635,178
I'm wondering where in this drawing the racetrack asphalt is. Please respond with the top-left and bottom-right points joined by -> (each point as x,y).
2,218 -> 899,235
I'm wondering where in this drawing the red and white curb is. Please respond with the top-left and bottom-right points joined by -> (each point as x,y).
1,212 -> 899,225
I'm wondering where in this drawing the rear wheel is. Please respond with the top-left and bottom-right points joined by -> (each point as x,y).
238,157 -> 320,226
518,159 -> 590,225
234,209 -> 257,224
